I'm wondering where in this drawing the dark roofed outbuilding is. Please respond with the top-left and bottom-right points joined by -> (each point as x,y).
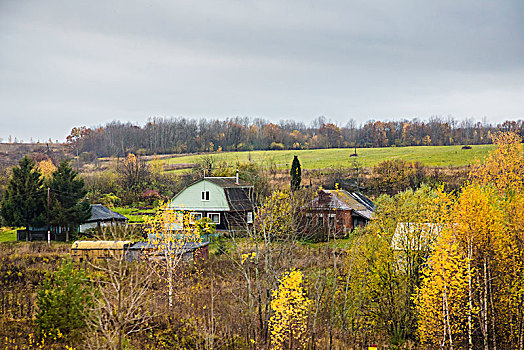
79,204 -> 129,233
126,241 -> 210,262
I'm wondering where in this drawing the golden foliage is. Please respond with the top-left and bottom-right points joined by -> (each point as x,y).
37,159 -> 57,179
256,190 -> 294,239
269,269 -> 312,350
471,131 -> 524,193
145,203 -> 201,308
416,132 -> 524,348
415,230 -> 470,347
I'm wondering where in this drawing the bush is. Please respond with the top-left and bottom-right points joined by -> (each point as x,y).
270,142 -> 285,150
369,159 -> 427,195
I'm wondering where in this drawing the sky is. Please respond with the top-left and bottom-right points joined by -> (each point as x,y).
0,0 -> 523,142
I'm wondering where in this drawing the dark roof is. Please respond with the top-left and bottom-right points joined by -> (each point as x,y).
224,187 -> 254,211
347,192 -> 375,211
353,209 -> 374,220
306,190 -> 374,217
204,177 -> 252,188
128,241 -> 210,252
85,204 -> 129,223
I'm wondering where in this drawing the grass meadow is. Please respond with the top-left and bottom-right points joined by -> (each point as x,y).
0,227 -> 18,242
160,144 -> 494,170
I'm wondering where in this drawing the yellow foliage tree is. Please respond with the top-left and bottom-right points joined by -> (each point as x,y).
415,229 -> 470,349
471,131 -> 524,194
37,159 -> 57,179
145,203 -> 201,308
269,269 -> 312,350
417,132 -> 524,349
255,190 -> 294,240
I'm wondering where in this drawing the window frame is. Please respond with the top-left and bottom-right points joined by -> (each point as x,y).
207,212 -> 220,225
201,190 -> 210,201
190,212 -> 203,224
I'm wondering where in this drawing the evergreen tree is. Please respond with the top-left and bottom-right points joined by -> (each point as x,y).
0,156 -> 46,239
290,155 -> 301,191
36,258 -> 93,340
49,160 -> 91,242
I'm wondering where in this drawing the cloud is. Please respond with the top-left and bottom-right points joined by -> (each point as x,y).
0,0 -> 523,141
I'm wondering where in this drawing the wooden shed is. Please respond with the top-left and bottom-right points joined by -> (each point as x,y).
71,240 -> 133,262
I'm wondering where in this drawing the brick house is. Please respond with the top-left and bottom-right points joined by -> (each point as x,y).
303,190 -> 374,237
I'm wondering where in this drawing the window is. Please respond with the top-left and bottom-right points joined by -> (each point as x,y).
328,213 -> 336,228
247,211 -> 253,224
207,213 -> 220,224
316,213 -> 324,228
201,191 -> 210,201
190,212 -> 202,224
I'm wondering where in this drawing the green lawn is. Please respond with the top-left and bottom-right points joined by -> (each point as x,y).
112,207 -> 157,223
160,144 -> 494,170
0,227 -> 18,242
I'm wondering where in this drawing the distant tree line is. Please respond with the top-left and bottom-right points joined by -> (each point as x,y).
67,116 -> 524,157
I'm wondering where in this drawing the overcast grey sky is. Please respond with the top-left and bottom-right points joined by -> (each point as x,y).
1,0 -> 523,142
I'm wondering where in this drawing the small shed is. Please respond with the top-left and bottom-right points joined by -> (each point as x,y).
79,204 -> 129,233
71,240 -> 133,262
126,241 -> 210,262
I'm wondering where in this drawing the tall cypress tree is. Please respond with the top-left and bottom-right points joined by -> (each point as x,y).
290,155 -> 302,191
49,160 -> 91,242
0,156 -> 46,239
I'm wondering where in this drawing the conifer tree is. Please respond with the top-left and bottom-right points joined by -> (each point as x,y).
0,156 -> 46,239
290,155 -> 301,191
49,160 -> 91,242
35,258 -> 93,340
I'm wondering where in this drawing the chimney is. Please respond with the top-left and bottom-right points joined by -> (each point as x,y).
236,170 -> 239,185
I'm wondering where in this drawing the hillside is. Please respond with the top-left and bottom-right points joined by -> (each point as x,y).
0,142 -> 69,169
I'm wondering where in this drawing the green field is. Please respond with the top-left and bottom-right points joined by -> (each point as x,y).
161,144 -> 495,170
112,207 -> 156,223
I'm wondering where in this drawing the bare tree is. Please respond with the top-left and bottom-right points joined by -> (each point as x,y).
85,227 -> 155,350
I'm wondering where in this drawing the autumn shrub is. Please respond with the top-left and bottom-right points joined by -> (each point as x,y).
139,189 -> 164,206
369,159 -> 427,195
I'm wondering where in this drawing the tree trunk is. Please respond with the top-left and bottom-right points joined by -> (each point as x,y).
468,243 -> 473,350
483,257 -> 489,350
488,267 -> 497,350
168,268 -> 173,308
443,281 -> 454,350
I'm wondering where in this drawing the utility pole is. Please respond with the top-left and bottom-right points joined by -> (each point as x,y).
47,187 -> 50,245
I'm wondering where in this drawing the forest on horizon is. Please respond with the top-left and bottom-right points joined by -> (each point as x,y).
65,116 -> 524,158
